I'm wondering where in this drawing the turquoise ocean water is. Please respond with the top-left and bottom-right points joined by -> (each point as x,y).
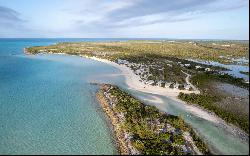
0,38 -> 249,154
0,38 -> 126,154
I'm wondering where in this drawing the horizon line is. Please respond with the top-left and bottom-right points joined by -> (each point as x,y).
0,37 -> 248,41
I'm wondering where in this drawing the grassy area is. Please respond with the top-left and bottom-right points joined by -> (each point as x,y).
181,72 -> 249,133
191,72 -> 249,90
178,71 -> 249,134
107,85 -> 211,155
26,40 -> 249,64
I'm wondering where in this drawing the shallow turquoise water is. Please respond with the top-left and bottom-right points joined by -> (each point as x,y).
0,39 -> 249,155
0,39 -> 124,154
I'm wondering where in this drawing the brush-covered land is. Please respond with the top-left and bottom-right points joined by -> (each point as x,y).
26,40 -> 249,134
26,40 -> 248,89
179,72 -> 249,133
26,40 -> 249,65
97,84 -> 211,155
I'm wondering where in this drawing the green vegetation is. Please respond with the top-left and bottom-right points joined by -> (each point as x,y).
26,41 -> 248,88
108,85 -> 211,155
178,92 -> 249,133
240,71 -> 249,75
191,72 -> 249,90
120,54 -> 227,84
26,40 -> 249,135
27,41 -> 244,88
26,40 -> 249,65
178,71 -> 249,134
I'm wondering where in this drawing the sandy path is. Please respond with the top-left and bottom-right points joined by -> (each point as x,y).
181,70 -> 200,93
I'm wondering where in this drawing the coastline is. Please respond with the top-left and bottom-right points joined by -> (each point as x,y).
85,55 -> 249,142
96,84 -> 137,155
23,48 -> 30,55
85,56 -> 219,123
95,84 -> 211,155
23,50 -> 249,150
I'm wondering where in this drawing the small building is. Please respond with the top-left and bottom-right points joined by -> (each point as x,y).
178,84 -> 185,90
165,82 -> 172,88
205,68 -> 212,72
157,80 -> 165,87
221,44 -> 230,47
195,65 -> 202,69
184,84 -> 191,90
134,69 -> 141,75
146,80 -> 154,85
169,83 -> 175,89
174,83 -> 180,89
168,40 -> 175,43
117,59 -> 127,64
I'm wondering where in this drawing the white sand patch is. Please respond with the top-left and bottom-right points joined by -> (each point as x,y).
88,56 -> 219,123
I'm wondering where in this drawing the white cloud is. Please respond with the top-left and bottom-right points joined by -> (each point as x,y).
0,0 -> 248,39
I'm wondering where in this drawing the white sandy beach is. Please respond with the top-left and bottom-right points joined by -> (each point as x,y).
87,56 -> 249,143
87,56 -> 221,123
25,52 -> 248,144
87,56 -> 250,142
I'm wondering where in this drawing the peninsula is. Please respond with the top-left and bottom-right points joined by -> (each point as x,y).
96,84 -> 210,155
25,40 -> 249,153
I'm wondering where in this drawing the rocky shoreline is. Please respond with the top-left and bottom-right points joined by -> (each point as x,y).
96,84 -> 139,155
95,84 -> 212,155
23,48 -> 30,55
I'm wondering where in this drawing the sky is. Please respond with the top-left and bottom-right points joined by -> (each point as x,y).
0,0 -> 249,39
